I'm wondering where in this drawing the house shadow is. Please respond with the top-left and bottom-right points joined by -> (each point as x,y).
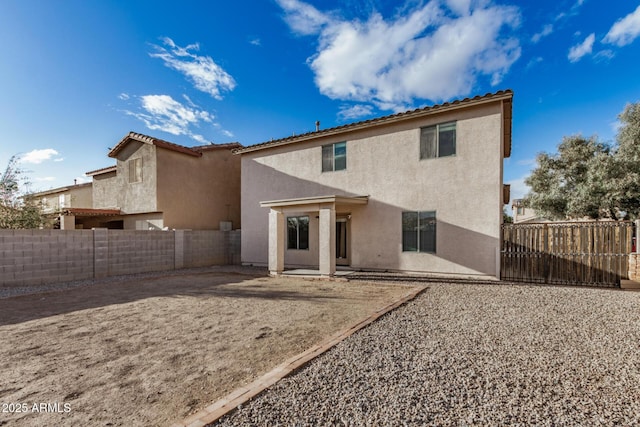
0,270 -> 340,326
243,161 -> 503,278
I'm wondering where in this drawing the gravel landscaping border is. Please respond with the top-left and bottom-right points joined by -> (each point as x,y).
212,281 -> 640,426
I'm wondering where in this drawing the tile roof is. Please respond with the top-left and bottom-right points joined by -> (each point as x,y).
109,132 -> 202,157
108,132 -> 242,159
62,208 -> 121,216
234,89 -> 513,155
191,142 -> 243,152
27,182 -> 92,198
85,165 -> 117,176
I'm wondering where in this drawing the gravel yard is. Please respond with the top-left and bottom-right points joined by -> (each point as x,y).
214,282 -> 640,426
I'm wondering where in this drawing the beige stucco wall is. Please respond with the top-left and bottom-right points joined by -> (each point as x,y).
92,171 -> 119,209
513,206 -> 541,223
70,185 -> 93,208
93,141 -> 158,215
115,142 -> 158,214
156,147 -> 241,230
91,141 -> 240,231
33,184 -> 93,214
241,102 -> 505,277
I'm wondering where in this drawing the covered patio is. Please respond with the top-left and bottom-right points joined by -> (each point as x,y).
260,195 -> 368,277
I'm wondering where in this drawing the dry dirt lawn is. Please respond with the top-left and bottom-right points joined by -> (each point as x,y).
0,269 -> 416,427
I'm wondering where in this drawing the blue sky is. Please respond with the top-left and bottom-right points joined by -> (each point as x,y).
1,0 -> 639,204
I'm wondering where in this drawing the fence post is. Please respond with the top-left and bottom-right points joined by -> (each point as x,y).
93,228 -> 108,279
636,219 -> 640,254
543,223 -> 550,283
175,229 -> 185,270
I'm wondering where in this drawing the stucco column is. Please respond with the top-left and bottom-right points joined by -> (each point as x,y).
60,214 -> 75,230
319,206 -> 336,277
268,209 -> 285,275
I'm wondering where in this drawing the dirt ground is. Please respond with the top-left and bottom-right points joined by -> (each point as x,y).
0,268 -> 416,427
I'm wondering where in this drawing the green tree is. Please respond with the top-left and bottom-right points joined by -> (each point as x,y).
608,103 -> 640,219
503,206 -> 513,223
524,135 -> 611,220
524,101 -> 640,221
0,155 -> 45,229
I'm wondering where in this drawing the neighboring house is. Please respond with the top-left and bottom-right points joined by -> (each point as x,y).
511,199 -> 545,223
236,90 -> 513,278
75,132 -> 242,230
26,182 -> 93,229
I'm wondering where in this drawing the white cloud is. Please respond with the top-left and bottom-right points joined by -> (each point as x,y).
277,0 -> 521,110
568,33 -> 594,62
531,24 -> 553,43
277,0 -> 331,35
516,158 -> 536,166
35,176 -> 56,182
20,149 -> 60,164
526,56 -> 543,69
150,37 -> 236,100
594,49 -> 615,62
222,130 -> 234,138
603,5 -> 640,46
338,104 -> 374,120
119,93 -> 130,100
249,38 -> 261,46
125,94 -> 214,142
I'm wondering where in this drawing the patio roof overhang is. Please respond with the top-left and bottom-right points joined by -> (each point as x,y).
260,195 -> 369,210
62,208 -> 122,217
261,195 -> 368,278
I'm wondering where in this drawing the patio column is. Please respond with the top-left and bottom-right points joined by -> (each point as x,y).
319,206 -> 336,277
60,214 -> 75,230
268,208 -> 285,276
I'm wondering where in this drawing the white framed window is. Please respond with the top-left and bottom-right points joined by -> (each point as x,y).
128,158 -> 142,183
59,194 -> 69,208
420,122 -> 456,159
287,216 -> 309,250
322,142 -> 347,172
402,211 -> 436,253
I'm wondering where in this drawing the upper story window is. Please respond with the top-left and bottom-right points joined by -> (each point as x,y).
420,122 -> 456,159
322,142 -> 347,172
128,158 -> 142,183
58,194 -> 69,208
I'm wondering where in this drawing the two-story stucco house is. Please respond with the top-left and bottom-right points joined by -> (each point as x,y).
26,182 -> 93,228
511,198 -> 546,223
76,132 -> 242,230
236,90 -> 513,279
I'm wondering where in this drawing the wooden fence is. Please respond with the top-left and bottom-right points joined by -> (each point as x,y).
501,221 -> 634,286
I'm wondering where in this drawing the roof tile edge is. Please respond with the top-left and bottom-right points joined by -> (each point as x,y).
234,89 -> 513,155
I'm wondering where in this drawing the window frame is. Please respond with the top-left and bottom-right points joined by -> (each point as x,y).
402,211 -> 437,253
322,141 -> 347,172
287,215 -> 310,250
128,158 -> 143,183
420,122 -> 456,159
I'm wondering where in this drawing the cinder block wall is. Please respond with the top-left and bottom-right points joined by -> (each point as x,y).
183,230 -> 241,267
108,230 -> 175,276
0,230 -> 94,286
0,229 -> 241,288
